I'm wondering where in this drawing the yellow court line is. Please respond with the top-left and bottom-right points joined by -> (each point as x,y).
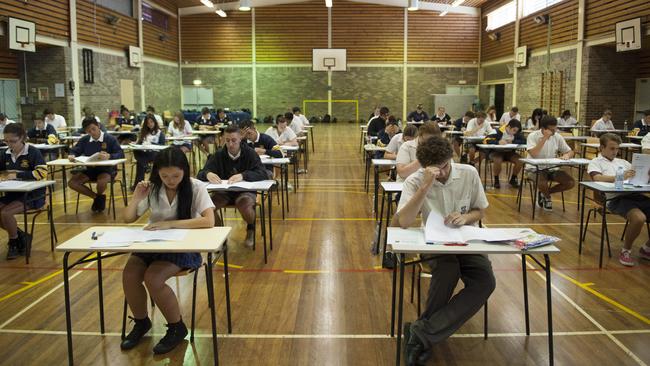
0,270 -> 62,303
549,264 -> 650,325
215,261 -> 243,269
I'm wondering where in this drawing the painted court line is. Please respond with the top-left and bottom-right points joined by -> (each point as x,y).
0,328 -> 649,339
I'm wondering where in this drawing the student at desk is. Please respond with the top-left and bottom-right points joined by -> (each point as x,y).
68,118 -> 125,213
526,116 -> 575,211
132,115 -> 167,189
121,148 -> 215,354
197,125 -> 268,248
43,108 -> 67,129
633,110 -> 650,137
431,106 -> 451,125
0,113 -> 15,134
484,119 -> 524,188
0,123 -> 47,260
27,118 -> 58,143
240,120 -> 282,178
464,112 -> 494,167
396,123 -> 441,182
452,111 -> 474,161
167,112 -> 193,153
367,107 -> 389,137
393,135 -> 494,366
407,104 -> 429,123
266,115 -> 298,146
376,118 -> 401,158
499,106 -> 520,125
194,107 -> 217,153
587,133 -> 650,267
558,110 -> 577,127
385,124 -> 418,160
113,105 -> 139,144
591,110 -> 615,132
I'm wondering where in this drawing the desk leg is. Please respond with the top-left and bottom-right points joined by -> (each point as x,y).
260,191 -> 268,264
285,164 -> 290,213
206,253 -> 220,366
375,190 -> 385,255
382,192 -> 393,260
110,175 -> 116,220
545,254 -> 554,366
395,253 -> 406,366
62,167 -> 68,214
122,163 -> 128,206
223,241 -> 232,333
280,166 -> 286,220
374,166 -> 379,220
579,187 -> 586,254
390,259 -> 397,337
365,154 -> 370,193
599,201 -> 607,268
517,164 -> 525,211
310,127 -> 314,153
532,169 -> 540,220
49,186 -> 57,249
522,254 -> 530,335
97,252 -> 105,333
268,188 -> 273,252
63,252 -> 74,366
22,192 -> 29,264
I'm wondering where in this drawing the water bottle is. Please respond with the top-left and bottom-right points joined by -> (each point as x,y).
615,166 -> 625,190
624,120 -> 628,131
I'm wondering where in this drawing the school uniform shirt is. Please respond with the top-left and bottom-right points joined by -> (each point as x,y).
453,117 -> 466,131
298,114 -> 310,126
526,119 -> 538,130
152,114 -> 164,128
526,130 -> 571,170
265,126 -> 297,145
367,116 -> 386,137
195,115 -> 217,127
246,132 -> 282,158
290,115 -> 305,135
0,119 -> 15,134
397,164 -> 489,224
499,112 -> 521,124
197,144 -> 268,182
27,124 -> 57,141
633,119 -> 650,136
558,117 -> 577,126
69,131 -> 125,160
117,115 -> 139,128
45,114 -> 67,129
431,113 -> 451,124
587,154 -> 632,200
407,111 -> 429,122
465,118 -> 494,137
485,125 -> 525,145
137,178 -> 215,223
591,118 -> 615,131
0,144 -> 47,205
386,133 -> 404,155
396,139 -> 419,182
168,120 -> 193,145
139,130 -> 166,145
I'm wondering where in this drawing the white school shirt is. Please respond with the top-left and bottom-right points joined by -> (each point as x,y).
396,139 -> 419,182
265,126 -> 297,144
386,133 -> 404,155
587,154 -> 632,200
153,114 -> 164,128
558,117 -> 577,126
45,114 -> 67,128
591,118 -> 615,131
465,118 -> 494,137
137,178 -> 215,223
290,115 -> 304,134
0,119 -> 15,134
168,120 -> 193,145
397,164 -> 489,224
526,119 -> 538,130
526,130 -> 571,170
299,114 -> 310,126
142,130 -> 164,145
499,112 -> 521,124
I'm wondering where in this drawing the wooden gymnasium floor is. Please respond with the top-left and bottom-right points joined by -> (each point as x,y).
0,124 -> 648,365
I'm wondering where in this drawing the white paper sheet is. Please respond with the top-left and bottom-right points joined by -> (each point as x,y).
205,181 -> 257,190
74,152 -> 101,163
630,153 -> 650,186
97,228 -> 187,244
0,180 -> 30,189
424,211 -> 530,244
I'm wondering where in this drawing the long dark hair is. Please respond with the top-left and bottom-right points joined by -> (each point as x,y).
149,147 -> 193,220
139,115 -> 160,143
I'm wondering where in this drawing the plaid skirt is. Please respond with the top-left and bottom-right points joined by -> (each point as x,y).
133,252 -> 202,270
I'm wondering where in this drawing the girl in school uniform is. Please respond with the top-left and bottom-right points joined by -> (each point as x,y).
167,112 -> 193,153
121,147 -> 215,354
132,115 -> 167,189
0,123 -> 48,260
114,105 -> 140,144
265,115 -> 298,146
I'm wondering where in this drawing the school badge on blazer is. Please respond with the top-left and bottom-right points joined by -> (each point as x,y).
20,159 -> 30,169
101,142 -> 107,150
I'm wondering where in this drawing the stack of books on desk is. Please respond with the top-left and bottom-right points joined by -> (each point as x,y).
506,233 -> 560,250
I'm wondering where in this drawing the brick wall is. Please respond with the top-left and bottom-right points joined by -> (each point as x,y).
144,62 -> 181,114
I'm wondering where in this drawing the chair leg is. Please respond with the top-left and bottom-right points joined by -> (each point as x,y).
75,192 -> 81,214
621,220 -> 628,241
604,212 -> 612,258
483,301 -> 488,340
561,191 -> 566,212
416,266 -> 422,317
409,264 -> 415,304
121,298 -> 128,340
190,268 -> 199,343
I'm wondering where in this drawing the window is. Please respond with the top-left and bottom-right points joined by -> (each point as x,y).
522,0 -> 564,17
96,0 -> 133,17
142,3 -> 169,31
485,1 -> 516,31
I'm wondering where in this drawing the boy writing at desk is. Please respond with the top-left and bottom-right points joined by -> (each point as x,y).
392,135 -> 495,366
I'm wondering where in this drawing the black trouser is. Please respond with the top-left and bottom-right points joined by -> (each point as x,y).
133,151 -> 157,186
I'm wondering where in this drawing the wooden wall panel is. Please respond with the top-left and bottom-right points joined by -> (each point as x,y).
255,2 -> 327,62
586,0 -> 650,39
77,0 -> 138,51
332,1 -> 404,62
0,0 -> 69,39
0,37 -> 19,79
408,11 -> 479,62
147,0 -> 178,14
143,18 -> 179,61
180,12 -> 252,62
480,0 -> 515,62
519,0 -> 578,50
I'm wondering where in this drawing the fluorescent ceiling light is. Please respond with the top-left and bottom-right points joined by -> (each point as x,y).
451,0 -> 464,6
239,0 -> 251,11
200,0 -> 214,8
193,79 -> 202,86
215,9 -> 227,17
325,0 -> 332,8
407,0 -> 418,11
439,10 -> 448,16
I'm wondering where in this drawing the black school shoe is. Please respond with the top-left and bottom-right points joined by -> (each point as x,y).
153,320 -> 188,355
509,176 -> 519,188
403,322 -> 431,366
6,239 -> 19,260
95,194 -> 107,212
120,316 -> 152,350
16,229 -> 31,256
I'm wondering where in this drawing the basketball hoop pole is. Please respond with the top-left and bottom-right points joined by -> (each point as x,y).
327,66 -> 332,116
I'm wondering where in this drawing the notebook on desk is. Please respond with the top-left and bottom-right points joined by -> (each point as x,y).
424,211 -> 530,245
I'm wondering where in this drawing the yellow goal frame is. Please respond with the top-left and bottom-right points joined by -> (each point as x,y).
302,99 -> 359,122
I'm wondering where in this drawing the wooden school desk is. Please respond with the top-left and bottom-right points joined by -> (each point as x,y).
56,226 -> 232,366
387,227 -> 560,366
